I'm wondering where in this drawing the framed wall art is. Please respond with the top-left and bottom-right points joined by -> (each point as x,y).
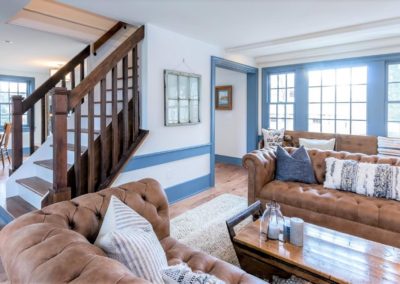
215,85 -> 232,110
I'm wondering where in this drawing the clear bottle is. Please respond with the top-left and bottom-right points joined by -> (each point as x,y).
260,200 -> 284,241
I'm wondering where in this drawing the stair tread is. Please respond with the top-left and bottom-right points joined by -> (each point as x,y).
15,177 -> 51,197
34,159 -> 72,171
5,196 -> 35,219
93,100 -> 124,104
106,87 -> 133,92
50,143 -> 87,153
68,128 -> 101,134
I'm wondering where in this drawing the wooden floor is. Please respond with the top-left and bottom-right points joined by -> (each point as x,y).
169,163 -> 248,219
0,161 -> 248,220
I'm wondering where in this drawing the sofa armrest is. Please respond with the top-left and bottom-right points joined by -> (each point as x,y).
0,218 -> 150,283
243,149 -> 276,205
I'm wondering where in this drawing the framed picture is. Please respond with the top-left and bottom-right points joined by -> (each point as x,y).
164,70 -> 201,126
215,85 -> 232,110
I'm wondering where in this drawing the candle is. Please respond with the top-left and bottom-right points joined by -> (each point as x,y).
290,217 -> 304,247
268,222 -> 280,240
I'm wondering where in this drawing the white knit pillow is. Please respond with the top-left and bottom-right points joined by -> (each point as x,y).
299,138 -> 335,151
162,263 -> 225,284
95,196 -> 167,283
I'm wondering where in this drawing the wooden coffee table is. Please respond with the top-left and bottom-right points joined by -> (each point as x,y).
227,202 -> 400,284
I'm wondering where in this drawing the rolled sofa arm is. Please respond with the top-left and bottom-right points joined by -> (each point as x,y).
243,149 -> 276,205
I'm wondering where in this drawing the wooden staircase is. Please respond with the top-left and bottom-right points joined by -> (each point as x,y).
2,24 -> 147,219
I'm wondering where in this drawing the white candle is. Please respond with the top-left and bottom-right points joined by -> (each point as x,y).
290,217 -> 304,247
268,222 -> 280,240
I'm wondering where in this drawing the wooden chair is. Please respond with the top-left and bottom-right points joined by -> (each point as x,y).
0,123 -> 12,168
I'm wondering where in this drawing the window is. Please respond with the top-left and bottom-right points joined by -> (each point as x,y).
164,70 -> 201,126
388,64 -> 400,137
268,73 -> 295,130
0,77 -> 31,127
308,66 -> 367,135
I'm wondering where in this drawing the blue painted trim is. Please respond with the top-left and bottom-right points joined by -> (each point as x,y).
211,56 -> 259,186
215,155 -> 242,166
123,144 -> 211,171
166,174 -> 211,204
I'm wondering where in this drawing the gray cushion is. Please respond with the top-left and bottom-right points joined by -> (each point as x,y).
275,146 -> 316,184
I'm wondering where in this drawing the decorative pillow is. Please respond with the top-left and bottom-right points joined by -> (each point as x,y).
162,263 -> 225,284
378,136 -> 400,157
95,196 -> 168,284
299,138 -> 335,151
262,128 -> 284,149
324,157 -> 400,201
275,146 -> 317,184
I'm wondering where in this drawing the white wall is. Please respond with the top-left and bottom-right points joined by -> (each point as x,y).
0,68 -> 49,149
215,68 -> 247,158
113,24 -> 222,189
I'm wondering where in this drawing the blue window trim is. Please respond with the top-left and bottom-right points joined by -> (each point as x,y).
262,52 -> 400,136
0,74 -> 35,131
210,56 -> 258,185
385,61 -> 400,137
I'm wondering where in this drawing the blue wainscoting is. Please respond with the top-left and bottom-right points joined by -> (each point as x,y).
215,154 -> 242,166
165,174 -> 211,204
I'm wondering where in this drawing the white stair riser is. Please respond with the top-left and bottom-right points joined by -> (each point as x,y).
17,183 -> 44,209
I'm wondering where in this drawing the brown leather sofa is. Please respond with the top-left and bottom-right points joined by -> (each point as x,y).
0,179 -> 263,284
243,148 -> 400,248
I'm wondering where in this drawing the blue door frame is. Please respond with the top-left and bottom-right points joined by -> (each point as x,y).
210,56 -> 258,186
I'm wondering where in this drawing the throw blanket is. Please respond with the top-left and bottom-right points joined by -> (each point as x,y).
324,157 -> 400,201
378,136 -> 400,157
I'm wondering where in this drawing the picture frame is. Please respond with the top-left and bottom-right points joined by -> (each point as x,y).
215,85 -> 232,110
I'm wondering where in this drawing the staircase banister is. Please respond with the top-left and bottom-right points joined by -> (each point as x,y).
69,25 -> 145,110
93,21 -> 126,55
21,45 -> 91,114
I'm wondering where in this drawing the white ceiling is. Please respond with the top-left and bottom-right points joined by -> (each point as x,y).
60,0 -> 400,66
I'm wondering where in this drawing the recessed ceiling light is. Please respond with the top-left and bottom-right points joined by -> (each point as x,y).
2,40 -> 13,44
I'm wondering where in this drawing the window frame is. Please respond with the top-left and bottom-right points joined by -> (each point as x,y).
0,75 -> 34,131
386,61 -> 400,137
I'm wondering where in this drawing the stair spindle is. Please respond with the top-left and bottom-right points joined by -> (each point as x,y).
74,102 -> 81,196
29,107 -> 35,155
87,88 -> 95,193
132,46 -> 139,138
100,78 -> 108,183
11,96 -> 24,173
122,55 -> 129,151
112,66 -> 119,167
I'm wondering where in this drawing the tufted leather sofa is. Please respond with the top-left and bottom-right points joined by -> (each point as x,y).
0,179 -> 264,284
243,148 -> 400,248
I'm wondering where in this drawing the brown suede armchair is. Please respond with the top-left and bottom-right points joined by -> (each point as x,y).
0,179 -> 263,284
243,148 -> 400,248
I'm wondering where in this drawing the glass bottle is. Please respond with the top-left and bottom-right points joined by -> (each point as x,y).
260,200 -> 284,241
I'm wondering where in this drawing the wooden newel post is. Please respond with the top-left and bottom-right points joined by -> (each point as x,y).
50,87 -> 71,203
11,96 -> 24,173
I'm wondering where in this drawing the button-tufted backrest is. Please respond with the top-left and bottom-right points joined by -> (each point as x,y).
286,148 -> 400,184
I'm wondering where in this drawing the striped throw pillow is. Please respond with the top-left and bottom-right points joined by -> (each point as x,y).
95,196 -> 168,283
162,263 -> 225,284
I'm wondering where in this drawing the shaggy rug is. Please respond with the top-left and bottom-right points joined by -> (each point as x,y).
170,194 -> 309,284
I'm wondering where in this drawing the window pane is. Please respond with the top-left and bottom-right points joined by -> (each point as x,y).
167,100 -> 178,124
278,74 -> 286,88
22,115 -> 28,125
178,76 -> 189,99
0,105 -> 9,115
351,66 -> 367,84
336,86 -> 350,102
308,87 -> 320,102
322,69 -> 335,86
352,121 -> 366,135
336,68 -> 351,85
322,103 -> 335,119
278,89 -> 286,102
270,75 -> 278,88
269,104 -> 277,117
286,104 -> 294,118
277,104 -> 285,118
388,64 -> 400,83
269,118 -> 277,129
190,100 -> 199,122
309,119 -> 321,132
167,74 -> 178,99
308,71 -> 321,86
388,83 -> 400,101
352,103 -> 366,120
179,99 -> 189,123
189,77 -> 199,99
322,120 -> 335,133
287,73 -> 295,88
0,82 -> 8,92
322,86 -> 335,102
388,103 -> 400,121
0,93 -> 9,103
9,83 -> 17,93
309,103 -> 321,119
336,103 -> 350,119
388,122 -> 400,137
336,120 -> 350,134
277,119 -> 285,129
285,119 -> 293,130
352,85 -> 367,102
270,89 -> 277,103
18,82 -> 27,93
287,88 -> 295,102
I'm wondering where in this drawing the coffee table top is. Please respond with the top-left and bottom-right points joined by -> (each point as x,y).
234,220 -> 400,284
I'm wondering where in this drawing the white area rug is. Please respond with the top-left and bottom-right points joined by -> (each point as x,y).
170,194 -> 309,284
